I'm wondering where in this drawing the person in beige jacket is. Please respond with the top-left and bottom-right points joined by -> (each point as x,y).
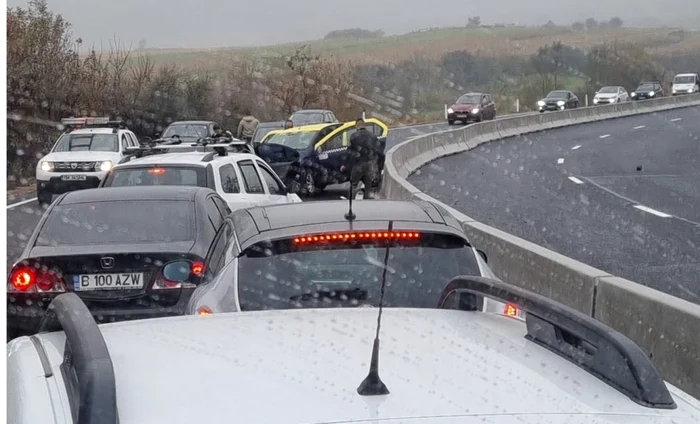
237,111 -> 260,142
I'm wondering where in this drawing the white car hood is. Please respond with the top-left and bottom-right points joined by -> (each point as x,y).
595,93 -> 618,99
28,308 -> 700,424
43,151 -> 120,162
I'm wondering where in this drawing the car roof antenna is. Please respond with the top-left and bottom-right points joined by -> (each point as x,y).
344,177 -> 356,221
357,221 -> 392,396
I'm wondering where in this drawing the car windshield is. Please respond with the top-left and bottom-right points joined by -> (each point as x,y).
456,94 -> 481,104
546,91 -> 569,99
103,166 -> 207,187
237,232 -> 481,311
252,125 -> 280,144
53,133 -> 119,152
637,84 -> 655,91
36,200 -> 194,246
674,76 -> 696,84
290,112 -> 325,125
263,131 -> 318,150
162,124 -> 209,140
598,87 -> 618,94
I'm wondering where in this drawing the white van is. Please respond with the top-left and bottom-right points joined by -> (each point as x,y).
671,73 -> 699,95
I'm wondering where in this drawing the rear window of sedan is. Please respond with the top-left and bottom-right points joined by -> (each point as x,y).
36,200 -> 195,246
236,232 -> 481,311
103,166 -> 207,188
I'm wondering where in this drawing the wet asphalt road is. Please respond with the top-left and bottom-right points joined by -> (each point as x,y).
410,106 -> 700,304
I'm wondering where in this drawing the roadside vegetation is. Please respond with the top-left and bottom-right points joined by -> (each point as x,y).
7,0 -> 700,185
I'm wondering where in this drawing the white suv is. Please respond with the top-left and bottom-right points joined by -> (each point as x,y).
8,277 -> 700,423
100,146 -> 302,211
35,117 -> 140,205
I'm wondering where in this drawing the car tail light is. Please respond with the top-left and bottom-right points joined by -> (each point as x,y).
148,168 -> 165,175
292,231 -> 421,245
36,270 -> 66,292
9,267 -> 36,292
504,303 -> 519,317
197,306 -> 212,316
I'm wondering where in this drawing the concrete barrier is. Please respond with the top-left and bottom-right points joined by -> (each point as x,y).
382,94 -> 700,398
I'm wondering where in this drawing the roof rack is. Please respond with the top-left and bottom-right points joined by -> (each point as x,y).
37,293 -> 119,424
438,276 -> 677,410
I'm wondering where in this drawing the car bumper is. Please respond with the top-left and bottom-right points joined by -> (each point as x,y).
448,112 -> 478,121
538,104 -> 564,111
7,291 -> 194,337
37,175 -> 102,194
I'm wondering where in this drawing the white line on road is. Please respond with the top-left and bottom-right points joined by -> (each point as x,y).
599,134 -> 611,139
670,118 -> 682,122
633,125 -> 646,129
633,205 -> 672,218
557,158 -> 565,164
568,176 -> 584,184
571,145 -> 581,150
7,197 -> 37,209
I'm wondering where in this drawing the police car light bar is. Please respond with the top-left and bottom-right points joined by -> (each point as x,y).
61,117 -> 110,126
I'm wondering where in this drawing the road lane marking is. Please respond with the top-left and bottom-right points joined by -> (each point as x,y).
633,125 -> 646,129
599,134 -> 611,139
670,118 -> 682,122
568,176 -> 584,184
571,145 -> 581,150
633,205 -> 672,218
7,197 -> 37,209
557,158 -> 565,164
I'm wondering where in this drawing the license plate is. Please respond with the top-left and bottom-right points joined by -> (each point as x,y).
73,273 -> 144,291
61,174 -> 87,181
456,114 -> 468,118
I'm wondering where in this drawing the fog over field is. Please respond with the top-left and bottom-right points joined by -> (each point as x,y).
8,0 -> 700,49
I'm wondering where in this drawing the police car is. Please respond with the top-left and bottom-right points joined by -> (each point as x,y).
8,276 -> 700,423
100,142 -> 302,211
35,117 -> 141,206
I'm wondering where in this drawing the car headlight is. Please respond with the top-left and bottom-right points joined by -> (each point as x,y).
557,100 -> 565,106
631,92 -> 636,97
471,108 -> 479,114
689,88 -> 694,93
537,100 -> 545,106
672,88 -> 677,93
593,98 -> 599,104
40,161 -> 54,172
648,91 -> 655,96
447,108 -> 454,114
99,160 -> 113,172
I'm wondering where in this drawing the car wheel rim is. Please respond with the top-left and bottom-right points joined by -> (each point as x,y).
305,174 -> 315,193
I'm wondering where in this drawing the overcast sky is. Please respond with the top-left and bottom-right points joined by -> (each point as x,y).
8,0 -> 699,50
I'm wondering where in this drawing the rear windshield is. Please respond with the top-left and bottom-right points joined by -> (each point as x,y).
252,126 -> 279,144
237,232 -> 481,311
162,124 -> 209,140
290,112 -> 324,125
103,166 -> 207,187
36,200 -> 194,246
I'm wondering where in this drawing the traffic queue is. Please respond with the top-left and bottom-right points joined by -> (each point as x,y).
7,109 -> 393,339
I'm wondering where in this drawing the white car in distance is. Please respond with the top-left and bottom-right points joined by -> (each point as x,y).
100,143 -> 302,211
593,86 -> 630,105
671,73 -> 700,96
35,117 -> 141,205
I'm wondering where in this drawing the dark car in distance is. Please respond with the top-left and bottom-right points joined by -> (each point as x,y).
158,120 -> 222,143
537,90 -> 580,112
631,81 -> 664,100
447,92 -> 497,125
6,185 -> 231,340
251,121 -> 285,145
288,109 -> 339,126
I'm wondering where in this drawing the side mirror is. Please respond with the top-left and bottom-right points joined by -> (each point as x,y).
162,261 -> 192,283
476,249 -> 488,264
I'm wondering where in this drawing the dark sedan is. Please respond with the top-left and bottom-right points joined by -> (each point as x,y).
631,82 -> 664,101
537,90 -> 580,112
6,185 -> 230,340
251,121 -> 285,145
447,92 -> 497,125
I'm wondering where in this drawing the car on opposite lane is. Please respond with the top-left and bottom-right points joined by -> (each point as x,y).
631,81 -> 664,100
593,86 -> 630,105
35,117 -> 141,206
6,186 -> 230,340
288,109 -> 339,126
671,73 -> 700,96
101,145 -> 302,211
447,92 -> 497,125
158,120 -> 222,143
185,199 -> 509,315
537,90 -> 580,112
8,276 -> 700,423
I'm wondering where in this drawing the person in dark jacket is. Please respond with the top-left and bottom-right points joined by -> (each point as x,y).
341,118 -> 382,199
211,124 -> 225,138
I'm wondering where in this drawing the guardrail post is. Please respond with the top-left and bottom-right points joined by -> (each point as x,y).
362,111 -> 366,120
585,94 -> 589,107
444,104 -> 448,119
516,98 -> 520,113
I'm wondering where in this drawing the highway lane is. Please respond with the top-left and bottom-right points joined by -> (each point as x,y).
409,106 -> 700,304
5,119 -> 463,271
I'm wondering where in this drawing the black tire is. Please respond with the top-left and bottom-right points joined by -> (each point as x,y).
300,170 -> 317,197
475,114 -> 483,123
447,120 -> 455,125
37,190 -> 52,206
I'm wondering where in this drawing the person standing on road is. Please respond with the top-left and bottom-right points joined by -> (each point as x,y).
237,111 -> 260,142
341,118 -> 382,200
